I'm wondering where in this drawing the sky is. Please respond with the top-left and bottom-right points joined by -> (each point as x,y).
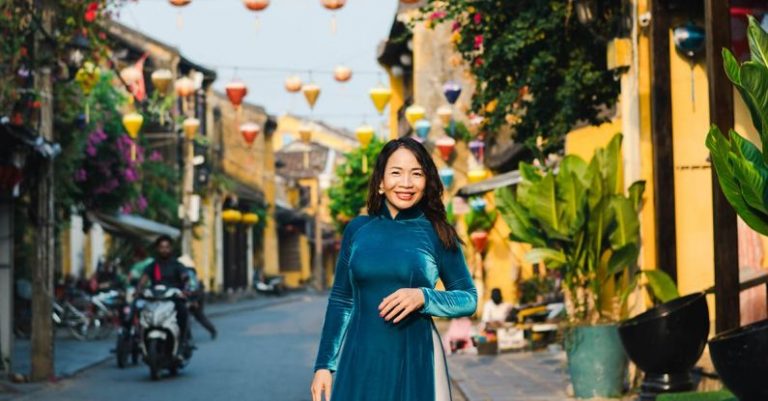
117,0 -> 398,131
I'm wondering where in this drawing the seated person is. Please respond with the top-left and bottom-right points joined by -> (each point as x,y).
481,288 -> 511,331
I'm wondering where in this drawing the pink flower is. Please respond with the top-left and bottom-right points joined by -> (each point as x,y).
86,145 -> 97,156
429,11 -> 447,20
136,196 -> 148,211
473,13 -> 482,24
74,169 -> 87,182
124,168 -> 138,182
122,204 -> 133,214
149,150 -> 163,162
474,34 -> 484,49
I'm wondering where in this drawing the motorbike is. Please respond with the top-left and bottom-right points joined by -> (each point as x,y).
139,285 -> 192,380
253,269 -> 285,296
115,288 -> 143,368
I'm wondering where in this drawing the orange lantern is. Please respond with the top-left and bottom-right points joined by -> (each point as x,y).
333,65 -> 352,83
243,0 -> 269,10
175,76 -> 195,115
284,75 -> 302,93
240,122 -> 261,146
437,105 -> 453,125
302,83 -> 321,110
400,0 -> 420,3
151,69 -> 173,95
321,0 -> 346,33
169,0 -> 191,29
183,117 -> 200,141
470,230 -> 489,252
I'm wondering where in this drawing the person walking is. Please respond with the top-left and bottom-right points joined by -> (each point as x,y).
310,138 -> 477,401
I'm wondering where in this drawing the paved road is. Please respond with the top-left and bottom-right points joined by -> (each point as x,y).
21,294 -> 324,401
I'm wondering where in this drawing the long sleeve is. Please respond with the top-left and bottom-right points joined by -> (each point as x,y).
420,242 -> 478,318
313,217 -> 369,373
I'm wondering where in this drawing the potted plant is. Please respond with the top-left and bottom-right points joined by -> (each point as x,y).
496,134 -> 675,399
705,16 -> 768,401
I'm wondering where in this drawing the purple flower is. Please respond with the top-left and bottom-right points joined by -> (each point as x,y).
86,145 -> 97,156
74,169 -> 87,182
124,167 -> 138,182
149,151 -> 163,162
136,195 -> 148,211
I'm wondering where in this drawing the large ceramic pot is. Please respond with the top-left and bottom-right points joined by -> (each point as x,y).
566,324 -> 628,399
618,292 -> 709,400
709,318 -> 768,401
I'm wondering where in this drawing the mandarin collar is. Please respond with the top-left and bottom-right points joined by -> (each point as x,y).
380,202 -> 425,221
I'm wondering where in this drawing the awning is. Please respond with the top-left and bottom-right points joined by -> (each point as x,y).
457,170 -> 521,197
88,212 -> 180,242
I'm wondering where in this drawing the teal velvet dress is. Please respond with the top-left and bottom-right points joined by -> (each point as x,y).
314,205 -> 478,401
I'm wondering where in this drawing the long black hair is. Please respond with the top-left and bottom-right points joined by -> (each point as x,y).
366,137 -> 463,250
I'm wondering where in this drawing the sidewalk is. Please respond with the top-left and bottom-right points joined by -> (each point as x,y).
1,291 -> 307,398
447,348 -> 572,401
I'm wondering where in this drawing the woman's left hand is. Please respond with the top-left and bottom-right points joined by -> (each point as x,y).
378,288 -> 425,323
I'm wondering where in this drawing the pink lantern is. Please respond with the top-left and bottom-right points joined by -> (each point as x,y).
333,65 -> 352,83
240,122 -> 261,146
435,136 -> 456,161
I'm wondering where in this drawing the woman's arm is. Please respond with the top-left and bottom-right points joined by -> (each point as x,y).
420,243 -> 478,318
313,217 -> 369,373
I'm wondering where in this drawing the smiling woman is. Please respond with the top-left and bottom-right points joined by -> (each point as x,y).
311,138 -> 477,401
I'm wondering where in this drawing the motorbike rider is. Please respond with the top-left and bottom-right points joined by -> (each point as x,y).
137,235 -> 191,349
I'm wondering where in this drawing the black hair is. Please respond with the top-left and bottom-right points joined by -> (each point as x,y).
154,235 -> 174,248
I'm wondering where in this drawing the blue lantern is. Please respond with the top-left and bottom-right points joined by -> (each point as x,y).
415,119 -> 431,140
673,22 -> 705,59
439,167 -> 454,188
443,81 -> 462,105
469,139 -> 485,163
469,197 -> 486,212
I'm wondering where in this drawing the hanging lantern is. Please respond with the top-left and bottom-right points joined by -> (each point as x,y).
151,69 -> 173,95
284,75 -> 303,93
226,80 -> 248,108
468,168 -> 488,184
356,124 -> 375,173
414,119 -> 431,140
242,212 -> 260,225
120,66 -> 142,85
240,122 -> 261,146
405,105 -> 426,128
75,61 -> 100,123
369,86 -> 392,115
321,0 -> 346,33
244,0 -> 269,30
333,65 -> 352,83
122,112 -> 143,161
469,139 -> 485,163
302,83 -> 321,110
439,167 -> 454,188
400,0 -> 420,3
469,197 -> 487,212
435,136 -> 456,161
443,81 -> 462,105
183,117 -> 200,140
673,21 -> 705,108
470,230 -> 489,253
175,76 -> 195,115
437,105 -> 453,125
169,0 -> 192,29
221,209 -> 243,225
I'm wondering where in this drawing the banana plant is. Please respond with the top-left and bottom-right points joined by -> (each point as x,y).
706,16 -> 768,236
497,134 -> 678,325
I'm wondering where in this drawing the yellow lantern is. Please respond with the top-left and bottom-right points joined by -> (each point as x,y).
369,86 -> 392,115
468,168 -> 488,184
122,112 -> 143,161
151,69 -> 173,95
355,124 -> 375,173
405,105 -> 426,128
183,117 -> 200,140
284,75 -> 303,93
242,212 -> 260,226
221,209 -> 243,225
75,61 -> 100,123
302,83 -> 321,110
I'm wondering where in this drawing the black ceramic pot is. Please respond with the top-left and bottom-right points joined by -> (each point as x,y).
709,318 -> 768,401
618,292 -> 709,400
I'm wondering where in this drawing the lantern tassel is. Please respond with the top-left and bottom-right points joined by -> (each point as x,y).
254,16 -> 261,31
362,156 -> 367,174
690,59 -> 696,112
85,103 -> 90,124
177,11 -> 184,30
131,142 -> 136,162
330,14 -> 337,34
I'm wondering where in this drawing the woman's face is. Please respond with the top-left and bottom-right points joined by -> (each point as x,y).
379,147 -> 426,213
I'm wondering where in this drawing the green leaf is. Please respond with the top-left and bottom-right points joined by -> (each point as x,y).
739,62 -> 768,148
524,248 -> 567,269
748,15 -> 768,69
728,152 -> 768,215
706,125 -> 768,235
608,244 -> 639,276
730,129 -> 764,167
723,48 -> 742,86
599,133 -> 623,195
519,162 -> 542,183
495,187 -> 547,247
556,156 -> 588,233
523,172 -> 563,235
628,180 -> 646,212
643,270 -> 680,303
609,196 -> 640,248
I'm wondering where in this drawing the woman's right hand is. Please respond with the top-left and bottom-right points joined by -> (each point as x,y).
311,369 -> 332,401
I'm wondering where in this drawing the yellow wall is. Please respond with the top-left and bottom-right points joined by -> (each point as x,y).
274,114 -> 357,154
283,235 -> 311,287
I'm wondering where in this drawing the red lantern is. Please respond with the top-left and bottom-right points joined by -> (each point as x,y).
333,65 -> 352,83
470,230 -> 489,252
243,0 -> 269,11
435,136 -> 456,161
226,81 -> 248,108
240,122 -> 261,146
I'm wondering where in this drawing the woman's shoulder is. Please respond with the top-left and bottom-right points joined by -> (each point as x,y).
343,215 -> 375,238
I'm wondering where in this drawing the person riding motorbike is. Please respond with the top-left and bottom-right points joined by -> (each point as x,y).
136,235 -> 190,348
178,255 -> 217,340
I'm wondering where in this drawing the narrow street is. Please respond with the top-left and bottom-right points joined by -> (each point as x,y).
21,295 -> 325,401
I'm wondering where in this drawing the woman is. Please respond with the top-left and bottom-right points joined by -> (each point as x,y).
311,138 -> 477,401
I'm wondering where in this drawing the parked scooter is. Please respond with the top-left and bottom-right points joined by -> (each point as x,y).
253,269 -> 285,296
139,285 -> 192,380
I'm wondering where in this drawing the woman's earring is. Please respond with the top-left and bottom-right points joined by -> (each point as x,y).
378,189 -> 384,194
